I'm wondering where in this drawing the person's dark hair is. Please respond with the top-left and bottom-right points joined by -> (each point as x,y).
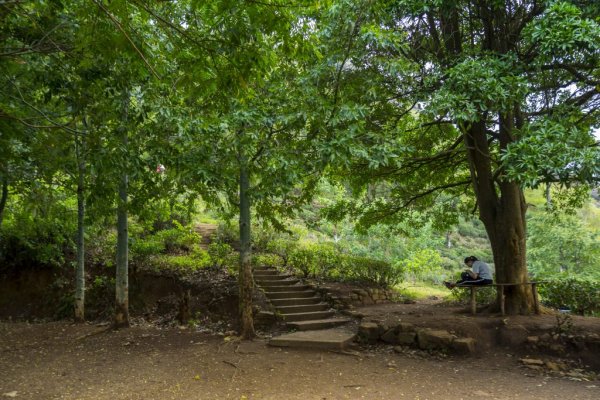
464,256 -> 478,264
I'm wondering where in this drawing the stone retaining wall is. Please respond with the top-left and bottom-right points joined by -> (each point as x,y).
308,284 -> 401,309
357,321 -> 477,355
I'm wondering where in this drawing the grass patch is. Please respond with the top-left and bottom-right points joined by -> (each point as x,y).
396,282 -> 451,300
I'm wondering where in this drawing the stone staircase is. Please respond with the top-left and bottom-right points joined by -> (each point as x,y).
254,266 -> 356,350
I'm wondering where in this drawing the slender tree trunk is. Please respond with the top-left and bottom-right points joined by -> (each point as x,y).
238,160 -> 255,339
0,175 -> 8,230
114,95 -> 130,328
114,171 -> 129,327
74,135 -> 86,322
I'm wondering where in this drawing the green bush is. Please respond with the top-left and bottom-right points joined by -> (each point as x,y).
289,242 -> 340,278
207,242 -> 236,270
0,197 -> 76,270
265,238 -> 298,266
342,255 -> 402,288
450,285 -> 497,305
155,251 -> 212,272
398,248 -> 449,284
252,253 -> 284,269
539,278 -> 600,315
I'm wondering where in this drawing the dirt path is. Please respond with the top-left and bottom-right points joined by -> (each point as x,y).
1,322 -> 598,400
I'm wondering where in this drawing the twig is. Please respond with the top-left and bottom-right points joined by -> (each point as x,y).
222,360 -> 239,369
91,0 -> 160,80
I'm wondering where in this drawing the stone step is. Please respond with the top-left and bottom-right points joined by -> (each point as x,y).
256,279 -> 300,287
259,285 -> 310,292
270,297 -> 322,307
255,275 -> 295,281
287,318 -> 352,331
265,291 -> 316,299
276,303 -> 330,313
269,328 -> 356,350
253,266 -> 276,271
253,270 -> 279,276
281,310 -> 335,322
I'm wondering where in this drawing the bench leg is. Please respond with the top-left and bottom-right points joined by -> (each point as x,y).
470,287 -> 476,315
499,285 -> 505,316
532,283 -> 540,315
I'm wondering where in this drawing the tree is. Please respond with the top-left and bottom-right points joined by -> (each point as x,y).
319,0 -> 600,313
125,0 -> 334,338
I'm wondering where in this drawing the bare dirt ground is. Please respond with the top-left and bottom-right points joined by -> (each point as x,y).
1,316 -> 599,400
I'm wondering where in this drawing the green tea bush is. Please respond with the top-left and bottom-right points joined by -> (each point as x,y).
154,250 -> 212,272
539,278 -> 600,315
289,242 -> 340,278
342,256 -> 402,288
265,238 -> 298,266
252,253 -> 284,269
207,242 -> 236,269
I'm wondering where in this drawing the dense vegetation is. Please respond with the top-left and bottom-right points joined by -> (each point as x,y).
1,1 -> 599,332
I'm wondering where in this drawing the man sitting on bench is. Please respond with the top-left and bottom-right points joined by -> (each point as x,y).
444,256 -> 493,289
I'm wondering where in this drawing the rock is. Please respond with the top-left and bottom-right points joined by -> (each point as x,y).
526,336 -> 539,345
498,324 -> 528,346
396,332 -> 417,346
539,333 -> 552,342
358,322 -> 381,343
520,358 -> 544,366
381,328 -> 400,345
548,343 -> 566,354
2,392 -> 17,398
417,329 -> 454,350
397,322 -> 415,332
451,338 -> 477,355
545,361 -> 561,372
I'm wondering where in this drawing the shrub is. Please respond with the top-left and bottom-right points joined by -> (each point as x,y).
0,199 -> 76,271
207,242 -> 236,269
155,251 -> 212,272
342,256 -> 402,288
252,253 -> 284,269
538,278 -> 600,316
398,248 -> 449,284
289,242 -> 340,278
265,238 -> 298,266
450,285 -> 497,305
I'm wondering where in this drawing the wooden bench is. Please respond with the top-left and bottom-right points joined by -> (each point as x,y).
456,282 -> 541,316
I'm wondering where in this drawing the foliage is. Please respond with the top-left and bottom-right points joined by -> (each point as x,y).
539,278 -> 600,316
265,238 -> 299,266
207,242 -> 237,271
289,242 -> 340,278
398,248 -> 448,284
527,212 -> 600,279
0,193 -> 76,270
341,255 -> 402,288
252,253 -> 284,269
154,252 -> 212,273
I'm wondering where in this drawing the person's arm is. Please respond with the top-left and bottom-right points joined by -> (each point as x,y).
465,269 -> 479,279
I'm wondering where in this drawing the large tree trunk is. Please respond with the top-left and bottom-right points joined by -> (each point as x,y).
464,121 -> 534,314
238,160 -> 255,339
74,135 -> 86,322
